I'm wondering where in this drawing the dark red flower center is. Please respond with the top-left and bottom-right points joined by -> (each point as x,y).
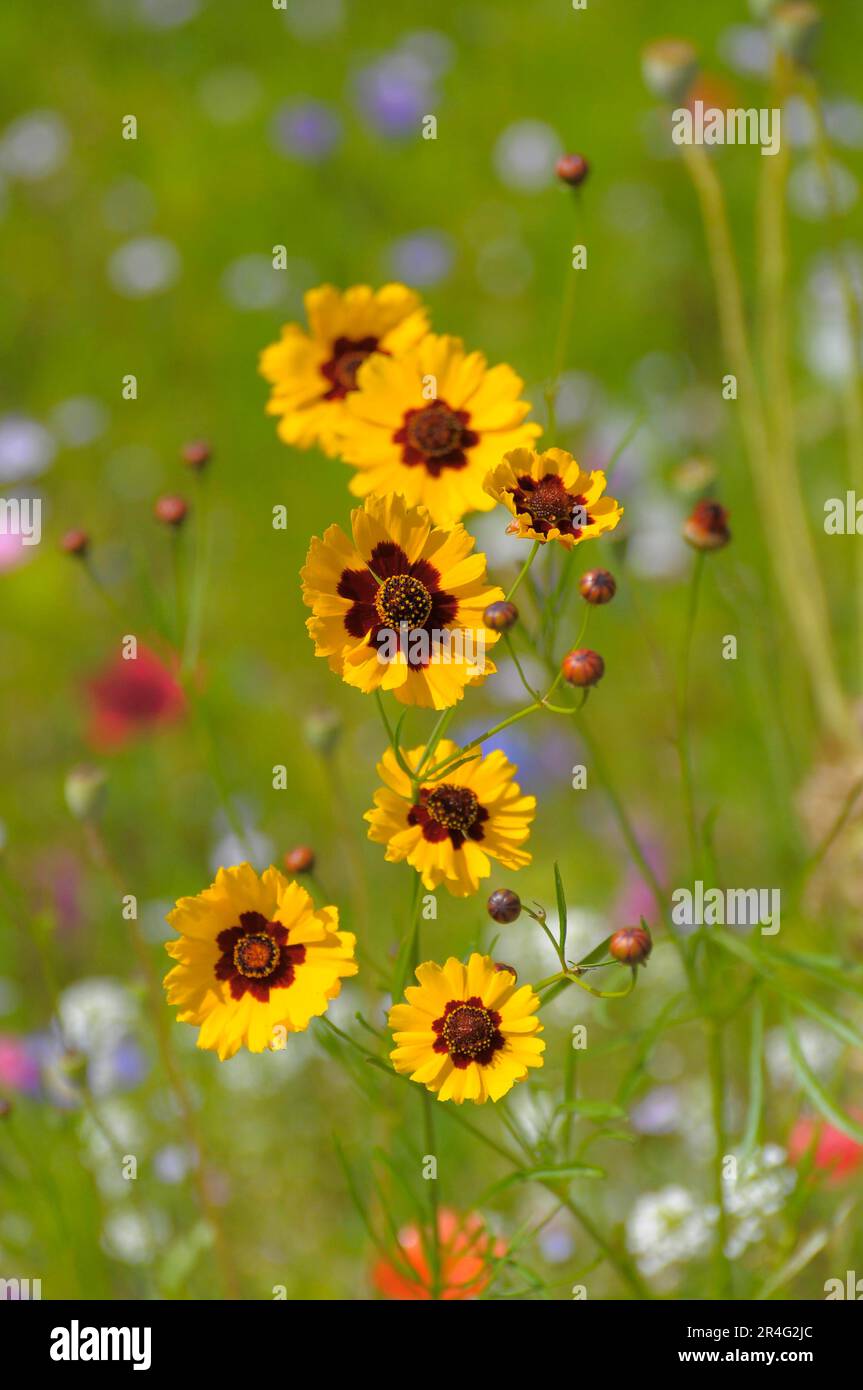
425,784 -> 480,834
336,541 -> 458,670
511,472 -> 593,537
432,997 -> 504,1068
393,399 -> 479,477
321,335 -> 381,400
234,933 -> 280,979
214,911 -> 306,1002
375,573 -> 433,627
408,783 -> 488,849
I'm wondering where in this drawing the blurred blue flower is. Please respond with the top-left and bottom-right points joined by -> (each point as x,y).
271,99 -> 341,163
354,54 -> 433,139
386,229 -> 454,286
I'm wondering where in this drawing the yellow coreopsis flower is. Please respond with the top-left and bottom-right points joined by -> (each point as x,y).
484,446 -> 623,547
301,494 -> 503,709
163,864 -> 356,1060
259,283 -> 429,455
334,333 -> 541,525
389,953 -> 545,1104
365,740 -> 535,896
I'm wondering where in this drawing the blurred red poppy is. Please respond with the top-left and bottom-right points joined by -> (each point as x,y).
88,645 -> 185,749
789,1113 -> 863,1185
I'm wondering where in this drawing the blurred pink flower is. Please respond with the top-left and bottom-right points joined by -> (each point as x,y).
87,645 -> 185,749
789,1113 -> 863,1184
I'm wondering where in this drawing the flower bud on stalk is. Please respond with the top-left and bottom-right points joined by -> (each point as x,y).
487,888 -> 522,924
61,528 -> 90,557
181,440 -> 212,470
493,962 -> 518,981
770,2 -> 822,66
483,600 -> 519,632
683,499 -> 731,551
154,494 -> 188,527
284,845 -> 316,874
561,648 -> 605,688
64,764 -> 107,821
555,153 -> 589,187
641,38 -> 699,104
579,569 -> 616,605
610,923 -> 653,966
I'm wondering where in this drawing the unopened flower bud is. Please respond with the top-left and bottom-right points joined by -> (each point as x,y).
556,153 -> 589,187
770,2 -> 822,65
683,499 -> 731,551
181,440 -> 212,470
561,648 -> 605,688
493,962 -> 518,981
154,494 -> 188,527
303,707 -> 341,757
61,528 -> 90,557
641,38 -> 699,104
610,924 -> 653,966
487,889 -> 522,924
64,764 -> 107,821
284,845 -> 315,874
579,569 -> 616,605
484,600 -> 519,632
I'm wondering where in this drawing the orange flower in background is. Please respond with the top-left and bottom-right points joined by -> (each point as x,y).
789,1113 -> 863,1185
372,1208 -> 505,1300
88,645 -> 185,749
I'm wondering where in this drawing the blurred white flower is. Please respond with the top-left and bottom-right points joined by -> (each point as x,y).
493,120 -> 562,193
58,978 -> 138,1056
626,1185 -> 715,1279
789,158 -> 858,222
101,1207 -> 167,1265
0,110 -> 69,181
717,25 -> 772,77
766,1020 -> 842,1087
0,415 -> 56,482
108,236 -> 181,297
722,1145 -> 795,1258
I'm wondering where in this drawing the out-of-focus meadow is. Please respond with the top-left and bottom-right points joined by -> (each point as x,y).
2,0 -> 863,1300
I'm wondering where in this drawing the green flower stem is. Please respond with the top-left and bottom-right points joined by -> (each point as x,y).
544,251 -> 579,438
505,539 -> 541,602
677,551 -> 705,875
421,1089 -> 442,1298
414,707 -> 455,779
504,632 -> 543,702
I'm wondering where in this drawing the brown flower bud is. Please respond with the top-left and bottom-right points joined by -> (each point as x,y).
556,153 -> 589,187
493,962 -> 518,981
483,600 -> 519,632
61,528 -> 90,557
561,648 -> 605,688
683,499 -> 731,551
610,924 -> 653,965
181,440 -> 212,470
284,845 -> 315,874
487,889 -> 522,924
154,494 -> 188,527
0,1097 -> 12,1119
579,569 -> 616,605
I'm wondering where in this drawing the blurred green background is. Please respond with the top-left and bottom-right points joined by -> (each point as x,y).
1,0 -> 862,1300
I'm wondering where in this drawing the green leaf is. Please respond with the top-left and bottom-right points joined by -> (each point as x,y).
783,1009 -> 863,1144
556,1100 -> 626,1123
577,933 -> 616,967
481,1162 -> 605,1201
554,861 -> 568,954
